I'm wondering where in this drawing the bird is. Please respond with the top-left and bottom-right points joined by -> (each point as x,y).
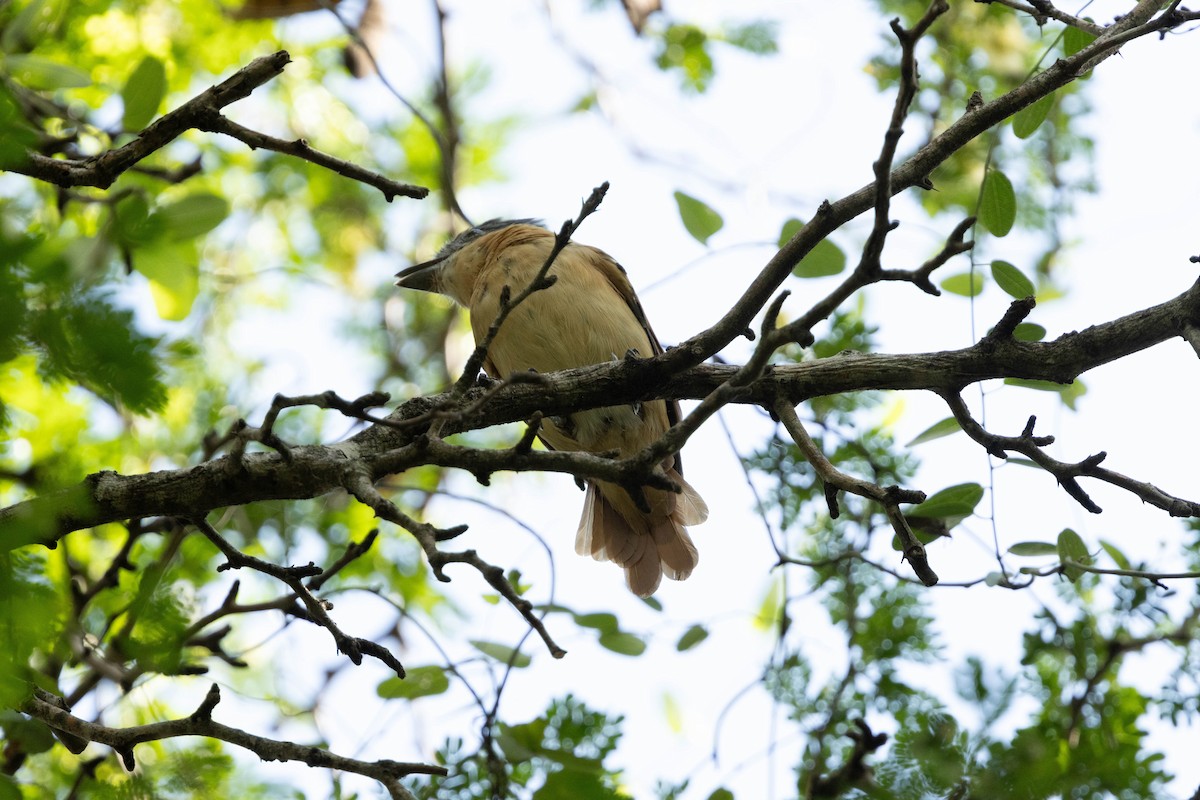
396,219 -> 708,596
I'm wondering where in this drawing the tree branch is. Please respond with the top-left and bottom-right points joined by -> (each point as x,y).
655,2 -> 1194,375
773,400 -> 937,586
7,50 -> 427,201
21,685 -> 444,799
3,279 -> 1197,550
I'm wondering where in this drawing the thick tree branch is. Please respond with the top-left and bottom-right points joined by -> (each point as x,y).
2,279 -> 1198,550
21,685 -> 444,799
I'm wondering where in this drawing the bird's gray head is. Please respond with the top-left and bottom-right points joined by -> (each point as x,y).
432,218 -> 544,260
395,218 -> 544,294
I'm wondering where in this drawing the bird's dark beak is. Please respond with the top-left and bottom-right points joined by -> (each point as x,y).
395,257 -> 445,293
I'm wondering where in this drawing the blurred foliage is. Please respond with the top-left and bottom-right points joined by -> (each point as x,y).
1,0 -> 1197,798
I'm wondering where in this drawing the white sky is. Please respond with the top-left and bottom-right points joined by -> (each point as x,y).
198,1 -> 1200,798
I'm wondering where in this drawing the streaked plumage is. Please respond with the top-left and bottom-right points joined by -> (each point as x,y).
396,220 -> 707,595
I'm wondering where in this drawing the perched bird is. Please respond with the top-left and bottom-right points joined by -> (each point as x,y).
396,219 -> 708,596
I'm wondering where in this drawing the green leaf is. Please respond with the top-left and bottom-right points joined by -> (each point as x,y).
1007,457 -> 1040,468
794,239 -> 846,278
979,169 -> 1016,237
778,217 -> 803,248
376,666 -> 450,700
1013,322 -> 1046,342
640,595 -> 663,611
1100,539 -> 1131,571
754,574 -> 783,632
121,56 -> 167,131
470,639 -> 531,668
663,692 -> 683,733
940,271 -> 985,297
30,294 -> 167,412
3,54 -> 90,90
1004,378 -> 1085,409
533,769 -> 613,800
597,631 -> 646,657
1057,528 -> 1091,582
573,612 -> 619,633
674,191 -> 723,245
153,193 -> 230,240
1064,25 -> 1097,56
655,24 -> 714,92
1004,378 -> 1066,392
1008,541 -> 1058,557
1,0 -> 55,52
720,21 -> 778,55
0,710 -> 55,756
707,790 -> 735,800
113,194 -> 165,248
676,624 -> 709,651
991,260 -> 1035,299
133,239 -> 200,321
1012,93 -> 1054,139
984,571 -> 1005,586
1058,378 -> 1086,411
906,417 -> 961,446
907,483 -> 984,528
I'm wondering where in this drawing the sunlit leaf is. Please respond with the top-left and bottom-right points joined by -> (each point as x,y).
941,272 -> 985,297
979,169 -> 1016,237
30,295 -> 166,412
597,631 -> 646,657
655,24 -> 714,92
1100,539 -> 1132,571
134,240 -> 200,321
3,54 -> 90,90
754,574 -> 783,632
470,639 -> 531,668
376,666 -> 450,700
991,260 -> 1035,299
663,692 -> 683,734
907,483 -> 984,526
906,417 -> 961,446
153,193 -> 230,240
1008,541 -> 1058,557
673,191 -> 723,245
1057,528 -> 1091,582
121,56 -> 167,131
574,612 -> 618,633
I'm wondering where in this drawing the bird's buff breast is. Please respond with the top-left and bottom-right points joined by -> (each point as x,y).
469,248 -> 668,454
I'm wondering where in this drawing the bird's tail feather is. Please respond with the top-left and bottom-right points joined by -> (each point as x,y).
575,467 -> 707,597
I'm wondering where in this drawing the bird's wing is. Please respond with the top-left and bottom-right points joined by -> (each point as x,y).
582,245 -> 686,473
